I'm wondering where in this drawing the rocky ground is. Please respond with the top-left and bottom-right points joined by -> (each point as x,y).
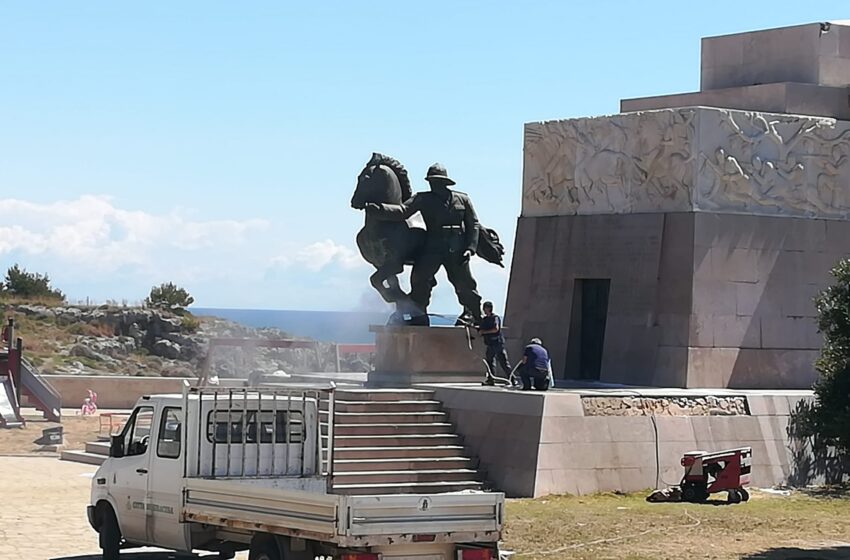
9,303 -> 371,379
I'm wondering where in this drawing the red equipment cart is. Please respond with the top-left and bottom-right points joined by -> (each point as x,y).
680,447 -> 752,503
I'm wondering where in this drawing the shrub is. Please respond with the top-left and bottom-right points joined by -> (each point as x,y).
180,315 -> 201,333
800,259 -> 850,455
3,264 -> 64,301
145,282 -> 194,314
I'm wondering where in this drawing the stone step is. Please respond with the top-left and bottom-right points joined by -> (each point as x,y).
334,434 -> 462,448
326,400 -> 444,414
333,457 -> 478,473
332,480 -> 484,495
323,411 -> 450,424
85,441 -> 110,456
60,450 -> 106,466
334,445 -> 467,460
333,469 -> 481,485
334,389 -> 435,402
328,423 -> 455,436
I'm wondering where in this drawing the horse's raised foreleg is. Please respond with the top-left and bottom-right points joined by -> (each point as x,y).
370,270 -> 396,303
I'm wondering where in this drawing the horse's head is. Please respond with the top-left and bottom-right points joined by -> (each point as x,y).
351,153 -> 412,209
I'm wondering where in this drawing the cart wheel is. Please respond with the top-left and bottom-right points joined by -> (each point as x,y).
681,482 -> 707,503
740,488 -> 750,502
727,489 -> 742,504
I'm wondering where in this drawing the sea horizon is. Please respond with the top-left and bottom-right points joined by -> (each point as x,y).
191,307 -> 455,343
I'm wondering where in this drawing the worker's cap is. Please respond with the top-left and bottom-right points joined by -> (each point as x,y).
529,337 -> 542,345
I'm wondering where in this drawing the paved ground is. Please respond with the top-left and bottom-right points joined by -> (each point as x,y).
0,457 -> 248,560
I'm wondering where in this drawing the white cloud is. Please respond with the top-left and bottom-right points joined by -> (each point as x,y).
272,239 -> 365,272
0,195 -> 269,272
0,195 -> 509,311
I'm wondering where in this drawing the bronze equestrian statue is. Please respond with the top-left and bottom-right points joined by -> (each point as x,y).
351,153 -> 504,326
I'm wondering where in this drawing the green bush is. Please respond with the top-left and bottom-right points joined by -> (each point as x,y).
180,315 -> 201,333
3,264 -> 65,301
145,282 -> 194,314
800,259 -> 850,454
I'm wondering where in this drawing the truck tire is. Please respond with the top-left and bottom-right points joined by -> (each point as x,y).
98,505 -> 121,560
248,538 -> 281,560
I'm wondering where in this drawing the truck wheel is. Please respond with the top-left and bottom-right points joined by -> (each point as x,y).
248,539 -> 281,560
740,488 -> 750,502
99,506 -> 121,560
727,489 -> 742,504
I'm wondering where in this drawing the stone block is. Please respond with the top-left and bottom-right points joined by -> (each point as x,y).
571,469 -> 601,496
686,347 -> 739,387
370,326 -> 485,387
539,417 -> 599,445
605,417 -> 655,443
612,442 -> 658,468
691,279 -> 737,317
654,417 -> 696,442
746,395 -> 776,417
542,393 -> 584,417
595,468 -> 622,492
714,314 -> 761,348
760,316 -> 820,350
710,248 -> 761,284
825,220 -> 850,254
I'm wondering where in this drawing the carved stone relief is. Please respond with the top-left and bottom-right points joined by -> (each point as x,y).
523,109 -> 696,215
523,107 -> 850,219
696,110 -> 850,218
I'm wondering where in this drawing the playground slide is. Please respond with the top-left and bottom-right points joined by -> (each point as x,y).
20,360 -> 61,422
0,376 -> 23,427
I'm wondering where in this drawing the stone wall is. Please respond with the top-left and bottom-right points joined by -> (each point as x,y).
432,386 -> 544,497
505,211 -> 832,388
33,375 -> 195,409
433,386 -> 820,498
504,213 -> 683,387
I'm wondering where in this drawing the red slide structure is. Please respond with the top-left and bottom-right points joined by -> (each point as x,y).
0,319 -> 61,427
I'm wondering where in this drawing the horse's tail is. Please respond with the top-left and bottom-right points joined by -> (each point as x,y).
475,226 -> 505,267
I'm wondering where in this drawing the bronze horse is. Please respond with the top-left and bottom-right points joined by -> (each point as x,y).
351,154 -> 426,323
351,153 -> 506,325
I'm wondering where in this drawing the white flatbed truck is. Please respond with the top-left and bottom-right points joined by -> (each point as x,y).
87,384 -> 504,560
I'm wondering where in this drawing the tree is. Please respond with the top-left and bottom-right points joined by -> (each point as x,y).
145,282 -> 194,314
801,258 -> 850,454
3,264 -> 65,301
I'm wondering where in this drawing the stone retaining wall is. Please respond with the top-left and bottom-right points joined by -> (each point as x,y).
33,375 -> 196,409
433,386 -> 819,498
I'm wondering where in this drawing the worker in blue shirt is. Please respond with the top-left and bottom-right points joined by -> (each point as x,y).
520,338 -> 551,391
478,301 -> 512,378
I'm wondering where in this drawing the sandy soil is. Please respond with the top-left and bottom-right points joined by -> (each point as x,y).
2,455 -> 849,560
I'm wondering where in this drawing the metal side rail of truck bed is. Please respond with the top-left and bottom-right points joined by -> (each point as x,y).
183,477 -> 503,548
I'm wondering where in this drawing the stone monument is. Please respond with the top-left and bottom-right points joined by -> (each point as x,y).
504,22 -> 850,389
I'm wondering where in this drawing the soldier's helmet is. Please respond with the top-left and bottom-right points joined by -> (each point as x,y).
425,163 -> 456,185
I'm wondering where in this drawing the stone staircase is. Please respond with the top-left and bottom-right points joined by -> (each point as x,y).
60,388 -> 487,496
60,440 -> 110,465
326,388 -> 484,495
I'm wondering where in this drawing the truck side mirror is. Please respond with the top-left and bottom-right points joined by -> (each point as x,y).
110,434 -> 125,458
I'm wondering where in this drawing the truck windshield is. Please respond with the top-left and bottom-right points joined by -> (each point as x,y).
206,410 -> 303,444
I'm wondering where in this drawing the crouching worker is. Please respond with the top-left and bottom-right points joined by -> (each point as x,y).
520,338 -> 551,391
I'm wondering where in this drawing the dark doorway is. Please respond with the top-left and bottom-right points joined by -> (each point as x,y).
564,279 -> 611,380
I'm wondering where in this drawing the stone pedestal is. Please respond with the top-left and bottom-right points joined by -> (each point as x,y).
367,326 -> 486,387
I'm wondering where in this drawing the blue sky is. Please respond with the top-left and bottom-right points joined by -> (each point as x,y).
1,2 -> 846,312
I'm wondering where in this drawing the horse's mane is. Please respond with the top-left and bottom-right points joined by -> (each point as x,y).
366,153 -> 412,200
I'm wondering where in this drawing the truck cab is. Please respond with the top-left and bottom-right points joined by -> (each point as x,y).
89,395 -> 194,554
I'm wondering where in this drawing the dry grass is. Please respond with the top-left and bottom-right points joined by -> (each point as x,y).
0,414 -> 102,454
503,492 -> 850,560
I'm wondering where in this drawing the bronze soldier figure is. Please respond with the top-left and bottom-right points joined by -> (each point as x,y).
366,163 -> 483,325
